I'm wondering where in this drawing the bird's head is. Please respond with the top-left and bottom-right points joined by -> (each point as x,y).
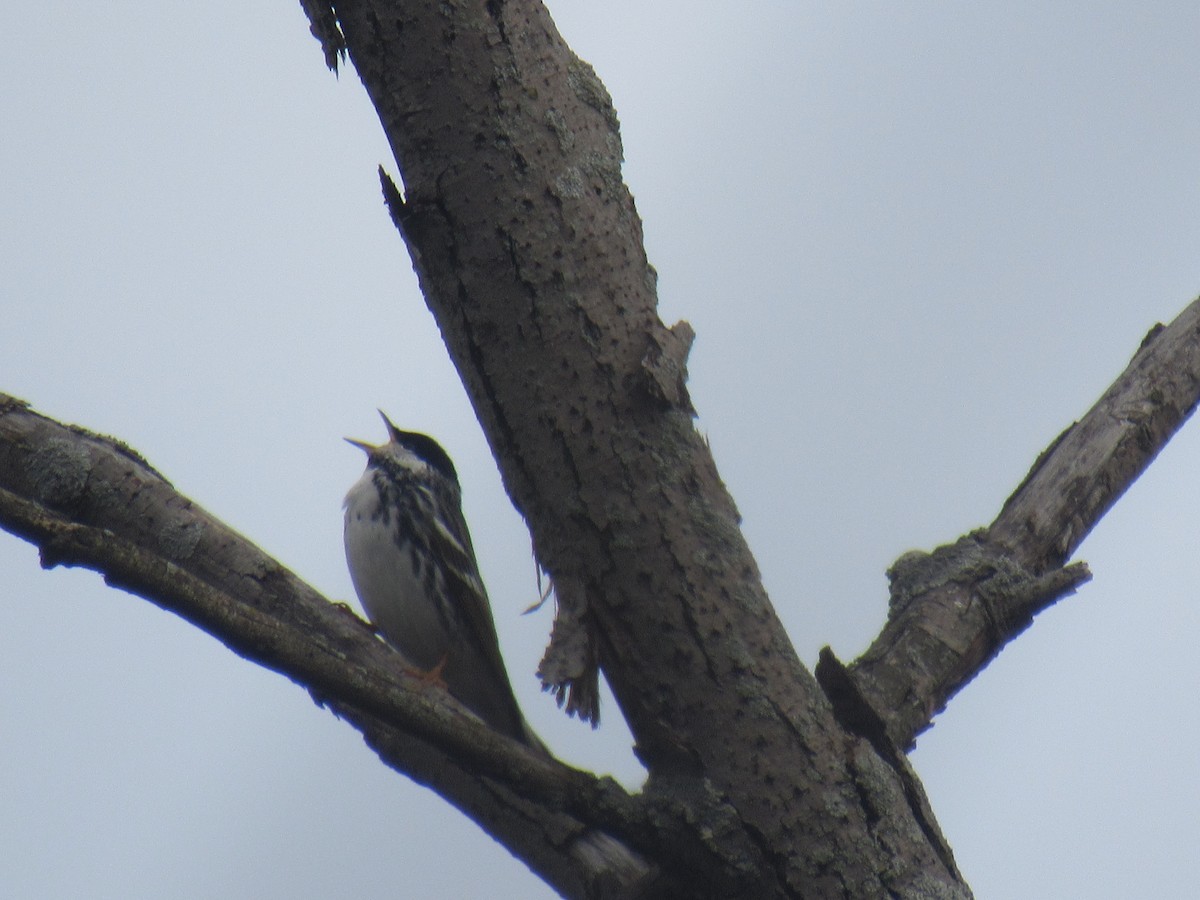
345,410 -> 459,482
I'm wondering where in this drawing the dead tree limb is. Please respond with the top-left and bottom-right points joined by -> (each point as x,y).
821,301 -> 1200,751
0,395 -> 656,898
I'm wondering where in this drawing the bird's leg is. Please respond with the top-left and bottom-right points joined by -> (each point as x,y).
405,654 -> 448,691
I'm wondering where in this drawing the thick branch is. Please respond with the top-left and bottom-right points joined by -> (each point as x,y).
832,299 -> 1200,751
322,1 -> 969,895
0,395 -> 657,898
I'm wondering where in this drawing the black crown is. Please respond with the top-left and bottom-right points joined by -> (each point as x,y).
394,429 -> 458,483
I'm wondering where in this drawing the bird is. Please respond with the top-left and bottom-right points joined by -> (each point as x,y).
342,411 -> 542,748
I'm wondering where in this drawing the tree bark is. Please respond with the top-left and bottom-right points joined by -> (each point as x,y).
2,1 -> 1199,897
320,1 -> 967,895
825,310 -> 1200,753
0,396 -> 656,897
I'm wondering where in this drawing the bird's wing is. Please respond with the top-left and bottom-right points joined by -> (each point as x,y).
425,485 -> 513,681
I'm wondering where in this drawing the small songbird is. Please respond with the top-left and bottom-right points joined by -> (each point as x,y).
343,412 -> 540,748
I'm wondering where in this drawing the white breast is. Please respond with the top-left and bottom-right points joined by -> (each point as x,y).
343,471 -> 448,670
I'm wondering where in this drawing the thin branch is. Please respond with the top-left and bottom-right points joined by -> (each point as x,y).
826,298 -> 1200,751
991,312 -> 1200,567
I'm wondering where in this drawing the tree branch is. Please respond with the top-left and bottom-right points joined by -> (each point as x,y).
824,299 -> 1200,751
0,394 -> 657,898
320,1 -> 973,895
19,1 -> 1185,895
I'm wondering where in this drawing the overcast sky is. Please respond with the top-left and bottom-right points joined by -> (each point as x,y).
3,2 -> 1199,897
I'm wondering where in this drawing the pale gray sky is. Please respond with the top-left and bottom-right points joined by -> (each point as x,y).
3,2 -> 1198,897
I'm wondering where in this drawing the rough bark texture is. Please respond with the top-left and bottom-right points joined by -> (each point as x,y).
327,1 -> 966,896
0,396 -> 655,898
3,0 -> 1200,897
827,308 -> 1200,752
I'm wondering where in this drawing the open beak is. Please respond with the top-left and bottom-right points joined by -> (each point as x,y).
377,409 -> 403,443
347,410 -> 399,453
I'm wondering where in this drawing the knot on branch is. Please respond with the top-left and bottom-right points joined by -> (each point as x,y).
976,558 -> 1093,638
884,533 -> 989,617
886,532 -> 1092,641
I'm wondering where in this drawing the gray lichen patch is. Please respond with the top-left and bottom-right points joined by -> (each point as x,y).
158,517 -> 205,561
553,166 -> 586,200
544,107 -> 574,153
566,57 -> 619,132
30,439 -> 91,508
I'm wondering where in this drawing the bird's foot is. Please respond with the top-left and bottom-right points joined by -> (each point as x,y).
405,655 -> 448,691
